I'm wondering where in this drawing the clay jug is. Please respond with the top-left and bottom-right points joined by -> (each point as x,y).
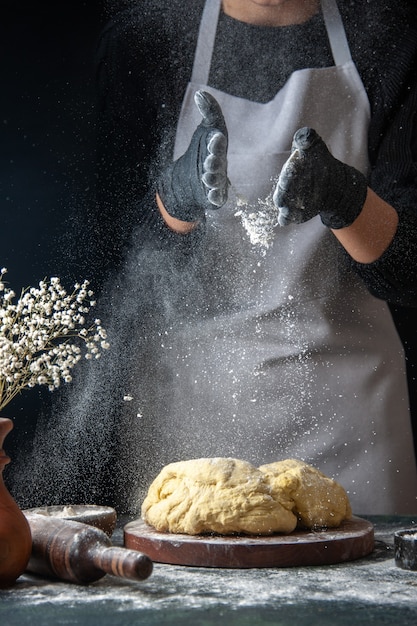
0,417 -> 32,587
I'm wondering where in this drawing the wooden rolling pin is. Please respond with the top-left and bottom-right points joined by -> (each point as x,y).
24,513 -> 153,584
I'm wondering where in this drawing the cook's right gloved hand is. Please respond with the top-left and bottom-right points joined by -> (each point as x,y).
158,90 -> 228,223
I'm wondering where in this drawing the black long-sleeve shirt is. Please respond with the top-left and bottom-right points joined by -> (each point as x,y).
94,0 -> 417,306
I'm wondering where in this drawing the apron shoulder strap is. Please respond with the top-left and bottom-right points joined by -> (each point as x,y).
321,0 -> 352,66
191,0 -> 221,84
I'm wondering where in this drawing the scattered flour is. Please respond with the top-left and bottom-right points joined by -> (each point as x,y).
235,195 -> 279,249
28,505 -> 78,518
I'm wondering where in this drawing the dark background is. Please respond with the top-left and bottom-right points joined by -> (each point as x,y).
1,0 -> 106,478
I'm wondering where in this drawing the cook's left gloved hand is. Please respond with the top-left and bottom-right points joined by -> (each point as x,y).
273,127 -> 368,229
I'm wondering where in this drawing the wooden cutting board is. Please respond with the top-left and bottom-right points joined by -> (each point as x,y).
124,516 -> 374,568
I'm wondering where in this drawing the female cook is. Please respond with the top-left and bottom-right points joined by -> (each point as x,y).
92,0 -> 417,514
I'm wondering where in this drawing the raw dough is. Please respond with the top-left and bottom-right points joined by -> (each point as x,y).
259,459 -> 352,529
141,457 -> 297,535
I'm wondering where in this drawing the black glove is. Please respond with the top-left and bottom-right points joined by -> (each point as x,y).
273,127 -> 368,229
158,90 -> 228,222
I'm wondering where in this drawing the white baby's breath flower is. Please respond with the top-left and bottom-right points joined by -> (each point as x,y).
0,269 -> 109,412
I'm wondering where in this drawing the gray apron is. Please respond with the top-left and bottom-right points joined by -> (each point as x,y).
153,0 -> 417,514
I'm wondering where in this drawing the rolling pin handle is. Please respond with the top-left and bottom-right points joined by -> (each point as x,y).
93,546 -> 153,581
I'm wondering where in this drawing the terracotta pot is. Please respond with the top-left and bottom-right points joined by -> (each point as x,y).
0,418 -> 32,588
